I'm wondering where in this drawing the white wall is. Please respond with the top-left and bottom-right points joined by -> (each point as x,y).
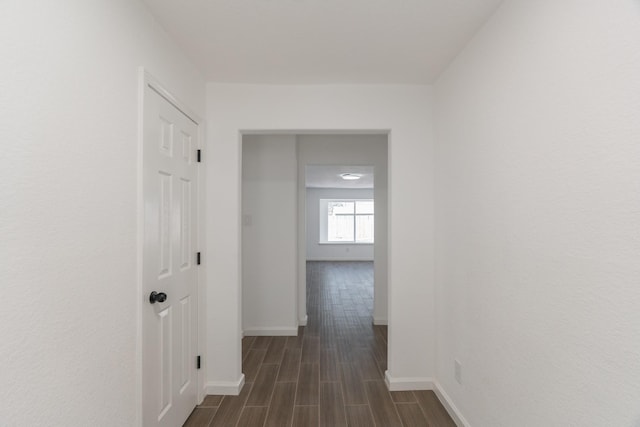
242,135 -> 298,335
298,134 -> 388,324
435,1 -> 640,426
0,1 -> 205,426
206,85 -> 435,391
307,188 -> 374,261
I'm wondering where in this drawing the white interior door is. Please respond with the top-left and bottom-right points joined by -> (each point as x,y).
142,83 -> 199,427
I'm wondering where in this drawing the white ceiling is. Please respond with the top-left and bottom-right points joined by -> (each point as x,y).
306,165 -> 374,189
142,0 -> 502,84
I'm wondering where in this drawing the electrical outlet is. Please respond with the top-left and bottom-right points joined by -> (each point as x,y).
454,359 -> 462,385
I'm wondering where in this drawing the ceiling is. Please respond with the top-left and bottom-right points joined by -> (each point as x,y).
306,165 -> 374,189
141,0 -> 502,84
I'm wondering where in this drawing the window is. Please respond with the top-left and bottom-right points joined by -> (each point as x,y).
322,199 -> 374,243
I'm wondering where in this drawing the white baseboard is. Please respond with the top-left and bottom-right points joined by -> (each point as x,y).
243,326 -> 298,336
373,317 -> 388,325
384,371 -> 435,391
306,258 -> 374,262
433,381 -> 470,427
205,374 -> 245,396
298,315 -> 308,326
384,372 -> 469,427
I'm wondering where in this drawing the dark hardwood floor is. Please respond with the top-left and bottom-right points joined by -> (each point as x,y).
184,261 -> 456,427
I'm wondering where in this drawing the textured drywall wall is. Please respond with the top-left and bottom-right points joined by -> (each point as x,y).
206,84 -> 435,388
242,135 -> 298,334
435,1 -> 640,425
0,1 -> 204,425
306,188 -> 375,261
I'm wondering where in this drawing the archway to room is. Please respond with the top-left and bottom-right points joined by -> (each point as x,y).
235,132 -> 389,424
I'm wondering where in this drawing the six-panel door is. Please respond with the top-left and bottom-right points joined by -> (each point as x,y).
142,85 -> 199,427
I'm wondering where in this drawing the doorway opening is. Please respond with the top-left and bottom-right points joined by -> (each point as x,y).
304,164 -> 376,334
240,133 -> 388,338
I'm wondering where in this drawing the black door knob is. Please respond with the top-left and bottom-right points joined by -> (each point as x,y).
149,291 -> 167,304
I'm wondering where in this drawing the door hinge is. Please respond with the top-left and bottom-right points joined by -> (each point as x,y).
197,355 -> 201,370
196,252 -> 201,265
197,149 -> 202,163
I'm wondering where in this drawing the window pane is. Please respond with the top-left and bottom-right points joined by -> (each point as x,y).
328,201 -> 354,215
328,214 -> 354,242
355,215 -> 374,243
355,200 -> 374,214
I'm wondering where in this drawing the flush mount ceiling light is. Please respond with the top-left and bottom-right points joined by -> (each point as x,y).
339,173 -> 362,180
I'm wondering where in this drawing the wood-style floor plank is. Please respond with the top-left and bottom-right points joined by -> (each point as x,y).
292,405 -> 319,427
198,395 -> 223,407
286,326 -> 305,349
264,382 -> 297,427
356,349 -> 383,380
320,382 -> 347,427
243,349 -> 267,383
277,348 -> 302,382
264,336 -> 287,364
296,363 -> 320,405
364,380 -> 403,427
301,335 -> 320,364
344,405 -> 375,427
251,336 -> 273,350
246,364 -> 279,406
396,402 -> 430,427
372,333 -> 387,365
413,390 -> 457,427
339,363 -> 367,405
183,407 -> 216,427
242,336 -> 256,361
209,386 -> 251,427
390,391 -> 417,403
320,348 -> 340,382
237,406 -> 268,427
336,338 -> 357,363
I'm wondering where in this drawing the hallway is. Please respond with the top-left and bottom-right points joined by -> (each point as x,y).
185,261 -> 455,426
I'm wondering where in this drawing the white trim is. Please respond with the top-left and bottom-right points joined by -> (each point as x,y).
317,242 -> 374,246
373,317 -> 388,325
433,381 -> 471,427
243,327 -> 298,336
135,66 -> 145,427
194,87 -> 206,407
205,375 -> 245,396
384,371 -> 435,391
241,129 -> 390,135
298,315 -> 308,326
145,76 -> 200,125
306,257 -> 374,262
384,371 -> 470,427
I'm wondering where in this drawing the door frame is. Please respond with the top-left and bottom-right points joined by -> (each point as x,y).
239,130 -> 389,335
136,68 -> 206,425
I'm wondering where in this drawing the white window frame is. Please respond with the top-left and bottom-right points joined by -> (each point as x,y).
319,199 -> 374,244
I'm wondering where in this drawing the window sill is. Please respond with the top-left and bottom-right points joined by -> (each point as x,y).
318,242 -> 374,245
